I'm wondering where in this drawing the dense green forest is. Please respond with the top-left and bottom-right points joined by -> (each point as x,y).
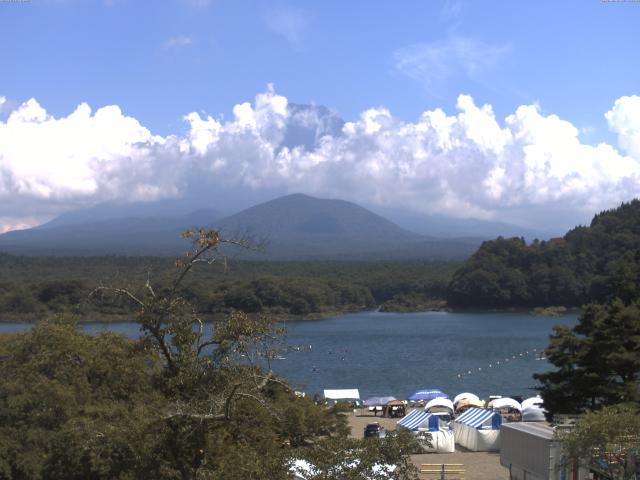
447,200 -> 640,309
5,199 -> 640,319
0,254 -> 457,321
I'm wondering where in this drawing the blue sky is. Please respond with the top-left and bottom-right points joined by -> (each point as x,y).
1,0 -> 640,232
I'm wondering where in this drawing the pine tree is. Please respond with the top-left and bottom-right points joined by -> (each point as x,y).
535,299 -> 640,416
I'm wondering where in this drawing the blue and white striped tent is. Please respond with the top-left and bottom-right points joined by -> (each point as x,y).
455,407 -> 501,429
397,410 -> 439,431
453,407 -> 502,451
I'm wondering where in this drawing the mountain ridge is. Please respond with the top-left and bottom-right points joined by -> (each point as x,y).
0,193 -> 481,260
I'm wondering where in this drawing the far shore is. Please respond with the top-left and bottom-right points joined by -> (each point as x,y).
0,304 -> 581,324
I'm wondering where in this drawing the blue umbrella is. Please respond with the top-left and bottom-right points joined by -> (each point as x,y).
407,389 -> 448,401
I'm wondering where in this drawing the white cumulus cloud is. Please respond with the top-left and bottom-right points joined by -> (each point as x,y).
606,95 -> 640,159
1,87 -> 640,233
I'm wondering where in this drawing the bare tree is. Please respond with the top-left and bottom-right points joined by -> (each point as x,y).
91,228 -> 283,423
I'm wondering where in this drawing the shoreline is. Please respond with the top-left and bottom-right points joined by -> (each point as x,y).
0,304 -> 581,324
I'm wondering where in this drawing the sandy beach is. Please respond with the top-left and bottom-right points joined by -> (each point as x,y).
347,410 -> 509,480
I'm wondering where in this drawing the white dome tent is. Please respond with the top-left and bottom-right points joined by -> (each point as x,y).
489,397 -> 522,422
488,397 -> 522,411
521,396 -> 546,422
453,392 -> 480,406
522,405 -> 547,422
424,397 -> 454,414
521,396 -> 543,410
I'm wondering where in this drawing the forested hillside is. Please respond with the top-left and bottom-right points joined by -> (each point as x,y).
447,200 -> 640,308
0,255 -> 457,321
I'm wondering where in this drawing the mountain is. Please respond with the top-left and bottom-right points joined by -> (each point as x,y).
37,199 -> 221,230
374,208 -> 559,241
0,194 -> 481,259
214,193 -> 479,260
0,210 -> 221,256
447,199 -> 640,308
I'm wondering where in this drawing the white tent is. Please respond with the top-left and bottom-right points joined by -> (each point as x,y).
420,429 -> 455,453
521,396 -> 546,421
323,389 -> 360,400
425,397 -> 454,413
453,407 -> 502,452
398,410 -> 438,430
522,405 -> 547,422
397,410 -> 454,453
363,396 -> 396,406
521,396 -> 543,410
489,397 -> 522,411
453,392 -> 480,405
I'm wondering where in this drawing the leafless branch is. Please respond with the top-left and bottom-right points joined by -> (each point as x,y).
89,286 -> 145,307
145,270 -> 156,298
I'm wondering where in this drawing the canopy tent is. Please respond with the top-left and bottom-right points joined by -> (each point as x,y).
453,407 -> 502,451
521,396 -> 543,410
425,397 -> 454,413
323,389 -> 360,400
397,410 -> 454,453
456,408 -> 502,429
455,398 -> 486,414
407,389 -> 448,402
489,397 -> 522,422
363,396 -> 396,407
382,399 -> 406,418
521,396 -> 545,421
488,397 -> 521,411
453,392 -> 480,405
398,410 -> 439,431
522,405 -> 547,422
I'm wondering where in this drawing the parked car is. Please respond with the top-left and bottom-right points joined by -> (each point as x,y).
363,422 -> 386,439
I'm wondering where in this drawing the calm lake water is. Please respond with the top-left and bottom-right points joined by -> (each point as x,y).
0,310 -> 577,401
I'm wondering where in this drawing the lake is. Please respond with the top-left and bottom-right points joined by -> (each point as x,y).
0,310 -> 577,401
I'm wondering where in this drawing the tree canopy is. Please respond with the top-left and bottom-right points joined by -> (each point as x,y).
447,200 -> 640,308
534,298 -> 640,417
0,253 -> 457,321
557,405 -> 640,479
0,229 -> 423,479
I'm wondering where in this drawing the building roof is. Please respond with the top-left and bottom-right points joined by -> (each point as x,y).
500,422 -> 554,440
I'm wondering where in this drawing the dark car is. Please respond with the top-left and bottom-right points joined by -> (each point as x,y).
363,422 -> 386,439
